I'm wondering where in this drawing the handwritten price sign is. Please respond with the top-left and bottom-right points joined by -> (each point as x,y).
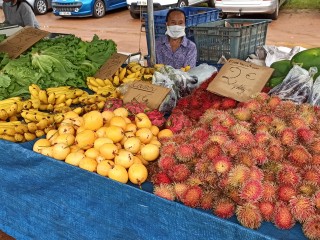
94,53 -> 128,79
0,26 -> 49,59
207,58 -> 274,102
123,81 -> 170,109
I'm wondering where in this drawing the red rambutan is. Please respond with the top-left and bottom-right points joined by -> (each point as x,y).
302,165 -> 320,186
288,145 -> 312,167
248,166 -> 264,182
204,143 -> 221,160
240,179 -> 263,203
212,155 -> 232,175
243,99 -> 262,111
267,95 -> 282,109
269,118 -> 287,134
153,184 -> 175,201
289,115 -> 308,129
259,201 -> 275,221
176,97 -> 190,108
252,114 -> 274,125
250,147 -> 268,165
280,128 -> 297,147
213,198 -> 235,219
175,143 -> 195,162
273,202 -> 295,230
227,164 -> 250,188
312,154 -> 320,165
210,133 -> 229,146
311,139 -> 320,154
267,144 -> 284,162
297,127 -> 315,144
191,127 -> 209,141
220,98 -> 237,110
277,165 -> 301,187
158,155 -> 176,171
160,142 -> 176,156
187,173 -> 203,186
221,140 -> 240,157
236,203 -> 262,229
289,195 -> 315,223
312,191 -> 320,210
233,131 -> 255,147
152,172 -> 172,185
255,124 -> 270,134
299,182 -> 317,197
278,185 -> 297,202
236,151 -> 257,167
168,164 -> 191,182
254,132 -> 271,145
262,181 -> 278,202
200,191 -> 215,210
194,158 -> 211,174
181,185 -> 203,208
173,182 -> 188,201
302,215 -> 320,240
232,107 -> 252,121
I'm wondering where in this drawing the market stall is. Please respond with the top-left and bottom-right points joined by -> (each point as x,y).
0,6 -> 320,240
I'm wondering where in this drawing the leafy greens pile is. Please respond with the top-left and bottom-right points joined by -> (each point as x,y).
0,34 -> 117,99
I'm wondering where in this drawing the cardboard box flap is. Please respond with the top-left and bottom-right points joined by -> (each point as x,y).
94,53 -> 128,80
123,81 -> 170,110
207,58 -> 274,102
0,26 -> 50,59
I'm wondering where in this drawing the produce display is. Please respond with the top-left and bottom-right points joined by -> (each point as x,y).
0,35 -> 117,100
33,107 -> 171,185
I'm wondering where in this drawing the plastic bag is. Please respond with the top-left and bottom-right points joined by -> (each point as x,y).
152,65 -> 197,114
308,68 -> 320,106
187,63 -> 218,88
269,65 -> 316,104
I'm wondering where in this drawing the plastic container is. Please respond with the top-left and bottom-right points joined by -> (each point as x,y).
144,7 -> 221,57
191,19 -> 271,64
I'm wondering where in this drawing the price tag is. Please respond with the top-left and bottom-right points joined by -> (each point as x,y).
123,81 -> 170,110
0,26 -> 50,59
94,53 -> 128,80
207,58 -> 274,102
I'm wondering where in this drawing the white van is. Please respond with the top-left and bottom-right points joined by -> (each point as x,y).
126,0 -> 214,19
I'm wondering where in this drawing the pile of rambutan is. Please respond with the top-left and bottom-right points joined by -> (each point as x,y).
149,92 -> 320,239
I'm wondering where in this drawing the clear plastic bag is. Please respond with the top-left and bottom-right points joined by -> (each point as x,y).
187,63 -> 218,88
269,65 -> 316,104
308,68 -> 320,106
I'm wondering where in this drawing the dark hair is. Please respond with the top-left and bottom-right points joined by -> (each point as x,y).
165,8 -> 186,22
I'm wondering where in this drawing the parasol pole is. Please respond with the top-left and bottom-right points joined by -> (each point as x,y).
147,0 -> 156,67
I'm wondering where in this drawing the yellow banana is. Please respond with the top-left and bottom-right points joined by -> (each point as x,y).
0,127 -> 16,136
6,103 -> 18,117
97,101 -> 105,110
126,69 -> 133,75
55,94 -> 66,105
73,107 -> 83,115
65,98 -> 73,107
48,93 -> 55,104
28,85 -> 39,98
95,78 -> 106,87
122,77 -> 137,83
113,76 -> 120,86
24,132 -> 36,141
31,84 -> 41,92
38,90 -> 48,104
0,97 -> 21,106
126,72 -> 136,79
15,124 -> 28,134
127,61 -> 139,67
104,79 -> 113,86
119,67 -> 127,81
53,114 -> 64,124
72,98 -> 80,105
140,67 -> 146,75
46,86 -> 71,94
131,64 -> 142,73
22,100 -> 33,110
114,68 -> 120,76
38,104 -> 49,111
35,129 -> 45,138
0,109 -> 9,121
47,104 -> 54,112
0,134 -> 16,142
74,89 -> 84,97
9,116 -> 18,122
88,78 -> 100,87
36,119 -> 50,130
14,133 -> 24,142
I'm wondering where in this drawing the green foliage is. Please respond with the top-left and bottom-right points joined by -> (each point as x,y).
0,34 -> 117,99
283,0 -> 320,9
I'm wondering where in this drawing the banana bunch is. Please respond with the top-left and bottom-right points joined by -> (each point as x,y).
0,120 -> 49,142
0,97 -> 41,121
78,94 -> 106,108
29,84 -> 88,113
86,77 -> 118,97
115,62 -> 155,84
180,65 -> 191,72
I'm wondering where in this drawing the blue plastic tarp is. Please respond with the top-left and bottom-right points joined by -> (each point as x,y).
0,139 -> 307,240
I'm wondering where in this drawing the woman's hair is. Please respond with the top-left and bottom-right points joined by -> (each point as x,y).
16,0 -> 34,10
165,8 -> 186,22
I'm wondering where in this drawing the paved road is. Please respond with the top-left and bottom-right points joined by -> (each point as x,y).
0,8 -> 319,56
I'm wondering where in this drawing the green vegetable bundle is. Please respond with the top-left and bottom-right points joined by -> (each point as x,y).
0,34 -> 117,100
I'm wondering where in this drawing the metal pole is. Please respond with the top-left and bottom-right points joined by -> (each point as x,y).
147,0 -> 156,67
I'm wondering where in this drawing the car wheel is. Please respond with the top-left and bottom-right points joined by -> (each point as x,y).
93,0 -> 106,18
33,0 -> 48,15
130,11 -> 140,19
177,0 -> 188,8
208,0 -> 215,7
270,0 -> 279,20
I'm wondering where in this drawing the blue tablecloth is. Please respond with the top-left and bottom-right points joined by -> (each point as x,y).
0,139 -> 306,240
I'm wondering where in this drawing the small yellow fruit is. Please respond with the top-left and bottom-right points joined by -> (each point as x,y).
55,134 -> 75,146
123,117 -> 131,124
157,129 -> 174,139
150,125 -> 160,136
79,157 -> 97,172
114,149 -> 134,169
135,115 -> 152,129
108,164 -> 129,184
96,155 -> 106,163
113,107 -> 129,118
140,144 -> 160,161
136,128 -> 153,144
85,148 -> 100,159
83,110 -> 103,131
99,143 -> 119,159
33,139 -> 51,153
105,125 -> 124,143
75,129 -> 96,150
69,145 -> 85,154
95,126 -> 109,138
149,139 -> 161,148
65,151 -> 85,166
128,163 -> 148,185
52,143 -> 71,161
133,156 -> 143,164
101,111 -> 115,124
58,125 -> 75,135
94,137 -> 113,150
97,160 -> 115,177
40,146 -> 53,157
125,123 -> 137,134
64,111 -> 79,120
46,129 -> 58,141
109,116 -> 127,130
123,137 -> 141,154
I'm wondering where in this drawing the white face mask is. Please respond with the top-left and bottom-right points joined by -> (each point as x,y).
165,25 -> 186,39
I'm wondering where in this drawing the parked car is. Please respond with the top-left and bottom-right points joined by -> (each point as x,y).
126,0 -> 215,19
52,0 -> 127,17
214,0 -> 287,20
0,0 -> 52,14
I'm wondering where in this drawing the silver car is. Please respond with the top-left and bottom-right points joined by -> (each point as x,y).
0,0 -> 52,14
214,0 -> 287,20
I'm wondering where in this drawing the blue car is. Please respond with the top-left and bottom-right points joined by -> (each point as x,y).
52,0 -> 127,17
